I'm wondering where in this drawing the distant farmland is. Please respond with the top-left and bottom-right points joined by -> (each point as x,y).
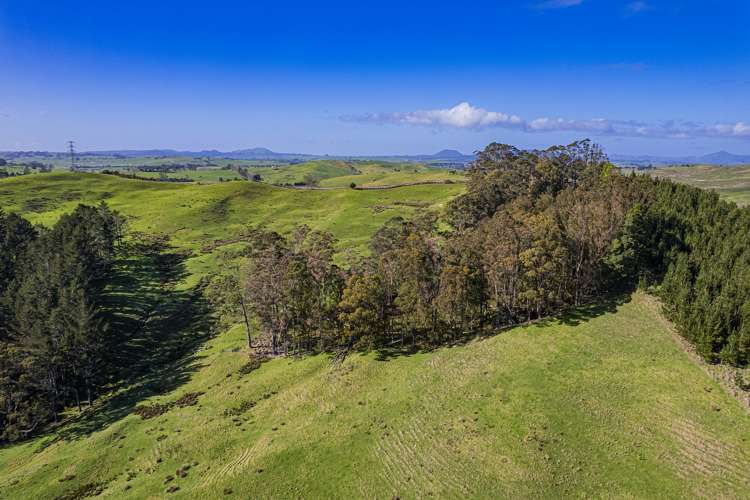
650,164 -> 750,206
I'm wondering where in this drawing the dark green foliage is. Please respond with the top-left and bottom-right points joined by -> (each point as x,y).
238,141 -> 634,351
338,272 -> 387,349
0,203 -> 124,441
636,179 -> 750,365
235,141 -> 750,368
0,209 -> 36,338
7,140 -> 747,447
447,140 -> 609,230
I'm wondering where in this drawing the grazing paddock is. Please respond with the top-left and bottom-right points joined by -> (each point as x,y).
1,293 -> 749,498
0,171 -> 464,284
650,164 -> 750,206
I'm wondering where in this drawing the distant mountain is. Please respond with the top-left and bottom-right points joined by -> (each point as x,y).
225,148 -> 316,161
431,149 -> 466,159
13,146 -> 749,167
67,147 -> 477,165
85,149 -> 226,158
698,151 -> 750,164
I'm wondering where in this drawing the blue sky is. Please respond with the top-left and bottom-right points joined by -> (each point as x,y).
1,0 -> 748,156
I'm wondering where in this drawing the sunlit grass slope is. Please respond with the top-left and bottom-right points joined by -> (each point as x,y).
316,161 -> 464,188
652,165 -> 750,206
134,169 -> 245,182
0,172 -> 464,281
245,160 -> 464,187
1,293 -> 749,499
250,160 -> 359,185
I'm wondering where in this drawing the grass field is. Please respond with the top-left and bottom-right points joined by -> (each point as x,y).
318,162 -> 462,188
0,154 -> 282,170
239,160 -> 463,188
2,155 -> 463,187
2,168 -> 750,499
125,160 -> 464,187
249,160 -> 360,185
133,169 -> 245,183
651,165 -> 750,206
0,172 -> 464,283
1,292 -> 749,498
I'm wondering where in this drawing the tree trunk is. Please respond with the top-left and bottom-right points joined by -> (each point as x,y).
239,296 -> 252,349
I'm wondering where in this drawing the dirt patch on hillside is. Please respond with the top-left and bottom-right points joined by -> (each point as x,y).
133,391 -> 205,420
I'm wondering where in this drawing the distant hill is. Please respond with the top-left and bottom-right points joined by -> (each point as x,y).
5,147 -> 749,167
698,150 -> 750,164
612,150 -> 750,166
228,147 -> 294,159
71,147 -> 477,165
431,149 -> 466,159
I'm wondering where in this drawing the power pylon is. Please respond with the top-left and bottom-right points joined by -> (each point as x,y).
68,141 -> 78,171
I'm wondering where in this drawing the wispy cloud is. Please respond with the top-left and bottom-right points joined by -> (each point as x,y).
625,1 -> 651,15
533,0 -> 583,10
342,102 -> 750,140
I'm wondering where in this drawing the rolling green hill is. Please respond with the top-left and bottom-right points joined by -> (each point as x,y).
1,293 -> 749,498
249,160 -> 360,185
2,169 -> 750,499
0,172 -> 464,284
245,160 -> 463,188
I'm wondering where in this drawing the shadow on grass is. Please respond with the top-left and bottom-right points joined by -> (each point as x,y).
371,293 -> 632,362
51,235 -> 215,443
532,293 -> 631,329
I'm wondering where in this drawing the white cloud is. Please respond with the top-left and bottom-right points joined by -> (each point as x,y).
342,102 -> 750,141
342,102 -> 523,130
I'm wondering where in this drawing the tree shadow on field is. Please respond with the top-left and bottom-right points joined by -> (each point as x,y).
373,343 -> 423,362
370,293 -> 632,363
52,235 -> 215,442
531,293 -> 631,330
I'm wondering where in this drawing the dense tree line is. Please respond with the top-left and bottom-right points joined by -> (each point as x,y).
0,204 -> 124,441
209,142 -> 637,353
635,180 -> 750,364
213,140 -> 750,369
5,140 -> 750,441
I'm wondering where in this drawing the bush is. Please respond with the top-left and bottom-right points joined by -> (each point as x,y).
238,356 -> 263,375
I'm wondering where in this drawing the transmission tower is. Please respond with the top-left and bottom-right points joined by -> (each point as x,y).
68,141 -> 78,171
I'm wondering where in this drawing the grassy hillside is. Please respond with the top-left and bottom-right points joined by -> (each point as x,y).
3,169 -> 750,499
250,160 -> 359,185
133,169 -> 245,183
123,160 -> 463,187
0,172 -> 464,282
651,165 -> 750,206
246,160 -> 463,188
1,293 -> 749,498
316,162 -> 462,188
